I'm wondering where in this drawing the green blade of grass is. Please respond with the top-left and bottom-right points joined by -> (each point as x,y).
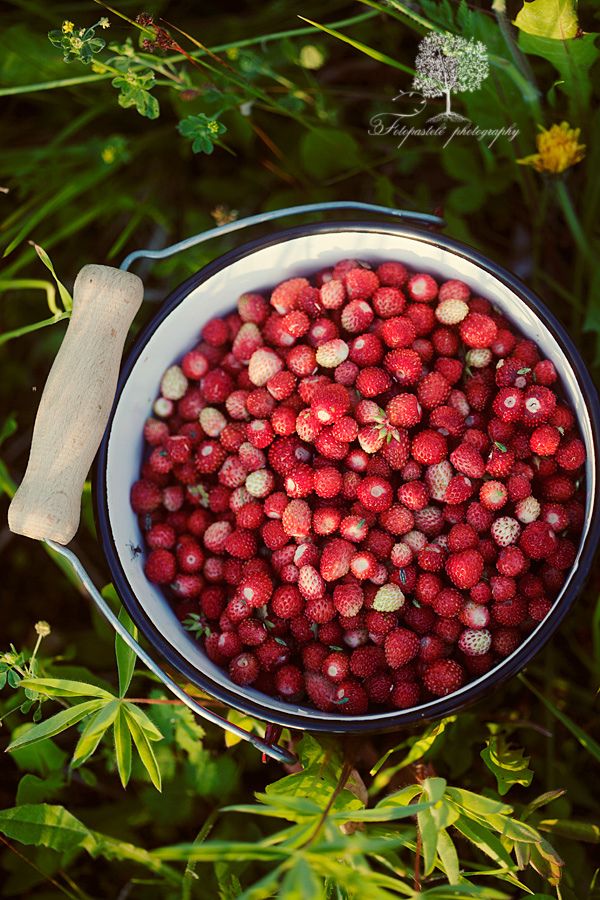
297,16 -> 415,75
519,674 -> 600,764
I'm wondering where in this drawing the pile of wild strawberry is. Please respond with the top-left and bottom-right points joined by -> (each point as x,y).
130,259 -> 586,714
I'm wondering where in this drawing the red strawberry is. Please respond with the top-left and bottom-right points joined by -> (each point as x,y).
334,680 -> 369,714
522,385 -> 557,426
412,430 -> 448,465
519,521 -> 558,560
417,372 -> 451,410
384,628 -> 420,667
345,267 -> 379,299
311,383 -> 350,424
144,549 -> 176,584
556,437 -> 585,470
446,549 -> 484,589
459,313 -> 497,348
407,273 -> 438,302
377,260 -> 408,286
357,476 -> 394,512
320,538 -> 354,582
383,348 -> 423,384
229,652 -> 260,685
305,671 -> 337,711
423,659 -> 464,696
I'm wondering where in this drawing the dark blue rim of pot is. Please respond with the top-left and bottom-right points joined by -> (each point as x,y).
95,221 -> 600,733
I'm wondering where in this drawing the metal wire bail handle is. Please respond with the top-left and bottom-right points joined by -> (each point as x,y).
120,201 -> 445,271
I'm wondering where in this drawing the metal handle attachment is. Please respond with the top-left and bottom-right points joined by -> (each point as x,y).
120,201 -> 445,271
46,540 -> 297,765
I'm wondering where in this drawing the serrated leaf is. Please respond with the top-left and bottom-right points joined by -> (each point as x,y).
481,735 -> 534,795
113,707 -> 132,789
7,700 -> 106,751
115,606 -> 138,697
123,707 -> 162,791
18,677 -> 115,700
71,700 -> 119,769
513,0 -> 578,38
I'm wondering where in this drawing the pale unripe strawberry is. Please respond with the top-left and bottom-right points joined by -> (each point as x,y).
248,348 -> 283,386
466,348 -> 492,369
491,516 -> 521,546
403,530 -> 428,553
435,298 -> 469,325
245,469 -> 275,498
160,365 -> 188,400
315,338 -> 349,368
232,322 -> 263,361
199,407 -> 227,437
426,461 -> 453,501
515,496 -> 541,524
459,628 -> 492,656
298,565 -> 326,600
153,396 -> 174,418
373,584 -> 406,612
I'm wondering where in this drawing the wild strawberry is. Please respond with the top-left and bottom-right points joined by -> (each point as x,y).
450,444 -> 485,479
435,298 -> 469,325
397,481 -> 428,511
459,313 -> 497,348
490,516 -> 521,547
334,680 -> 369,714
356,366 -> 392,398
416,372 -> 450,410
459,628 -> 491,656
144,549 -> 176,584
345,266 -> 379,299
519,521 -> 558,559
384,628 -> 420,667
381,316 -> 418,349
444,475 -> 474,505
256,637 -> 291,671
320,539 -> 354,582
131,480 -> 163,513
270,277 -> 309,314
521,385 -> 556,426
423,659 -> 464,696
407,272 -> 437,302
315,338 -> 349,368
357,476 -> 394,512
376,260 -> 408,286
383,351 -> 424,391
479,481 -> 508,510
372,583 -> 405,612
341,299 -> 374,333
321,652 -> 350,683
350,550 -> 378,580
446,549 -> 483,589
248,348 -> 283,387
161,365 -> 188,401
311,383 -> 350,425
556,437 -> 585,470
412,430 -> 447,465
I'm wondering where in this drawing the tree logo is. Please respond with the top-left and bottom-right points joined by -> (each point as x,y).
412,32 -> 489,123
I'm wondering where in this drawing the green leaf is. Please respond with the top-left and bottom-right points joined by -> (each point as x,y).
279,857 -> 323,899
122,701 -> 163,741
113,707 -> 132,789
115,606 -> 138,697
520,675 -> 600,763
0,804 -> 95,854
18,677 -> 114,700
123,707 -> 162,791
0,413 -> 17,449
518,32 -> 599,113
371,717 -> 455,776
452,813 -> 515,869
299,127 -> 362,180
153,840 -> 288,862
481,735 -> 534,795
7,700 -> 107,751
71,700 -> 119,769
418,807 -> 440,876
437,828 -> 460,884
528,835 -> 564,885
445,787 -> 512,817
29,241 -> 72,311
513,0 -> 578,38
521,789 -> 566,821
538,818 -> 600,843
331,799 -> 433,822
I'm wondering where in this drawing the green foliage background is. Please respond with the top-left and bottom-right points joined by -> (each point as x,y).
1,1 -> 600,898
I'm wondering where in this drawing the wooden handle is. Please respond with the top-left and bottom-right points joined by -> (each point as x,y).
8,264 -> 144,544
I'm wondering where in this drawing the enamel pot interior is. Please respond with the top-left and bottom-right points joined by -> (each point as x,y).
96,222 -> 600,732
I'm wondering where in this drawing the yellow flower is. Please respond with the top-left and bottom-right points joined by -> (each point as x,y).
99,17 -> 110,29
34,621 -> 51,637
62,20 -> 75,34
517,122 -> 585,175
207,120 -> 220,134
